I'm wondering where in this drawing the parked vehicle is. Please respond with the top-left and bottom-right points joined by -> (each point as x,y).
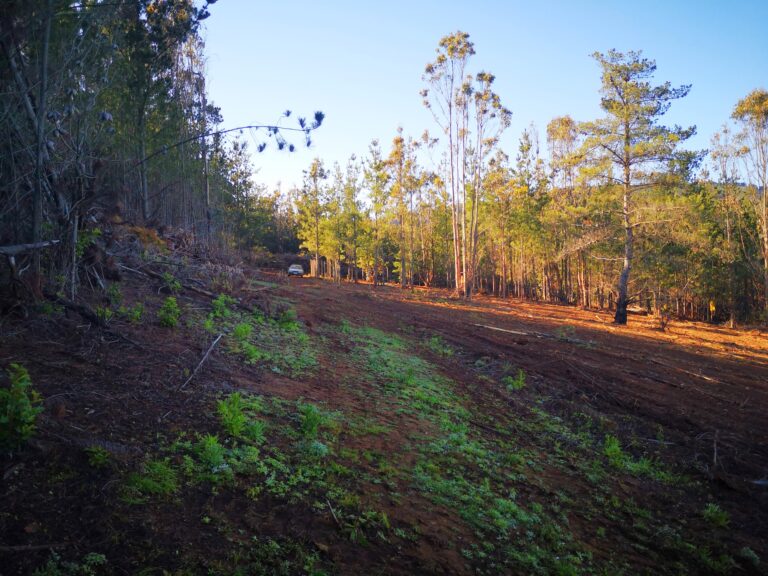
287,264 -> 304,276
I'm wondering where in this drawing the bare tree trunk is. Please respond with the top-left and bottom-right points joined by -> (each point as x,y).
33,1 -> 53,277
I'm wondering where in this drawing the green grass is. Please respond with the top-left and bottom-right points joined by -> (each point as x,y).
346,324 -> 587,574
200,304 -> 316,376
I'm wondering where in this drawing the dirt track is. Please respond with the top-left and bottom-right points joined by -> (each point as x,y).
286,277 -> 768,485
2,267 -> 767,575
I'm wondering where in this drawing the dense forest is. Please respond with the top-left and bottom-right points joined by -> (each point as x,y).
1,3 -> 767,326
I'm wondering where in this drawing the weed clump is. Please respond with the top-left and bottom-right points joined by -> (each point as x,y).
702,502 -> 730,528
503,369 -> 526,391
0,363 -> 43,451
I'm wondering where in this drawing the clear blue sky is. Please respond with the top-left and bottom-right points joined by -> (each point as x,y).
203,0 -> 768,192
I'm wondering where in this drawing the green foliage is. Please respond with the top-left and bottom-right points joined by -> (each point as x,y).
211,294 -> 236,318
161,271 -> 181,293
233,321 -> 253,342
217,392 -> 267,443
242,342 -> 271,364
218,392 -> 247,437
298,402 -> 324,440
158,296 -> 181,327
0,363 -> 43,450
85,446 -> 111,469
603,434 -> 625,467
503,369 -> 526,391
106,283 -> 122,305
425,334 -> 453,356
95,306 -> 114,324
75,228 -> 102,259
118,303 -> 144,323
33,552 -> 107,576
602,434 -> 677,483
702,503 -> 730,528
124,459 -> 178,502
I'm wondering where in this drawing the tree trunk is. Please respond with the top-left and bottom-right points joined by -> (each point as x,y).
33,1 -> 52,277
615,147 -> 633,325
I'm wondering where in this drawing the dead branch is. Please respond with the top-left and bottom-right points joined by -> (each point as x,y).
178,333 -> 222,391
118,263 -> 216,299
326,499 -> 341,528
0,240 -> 60,257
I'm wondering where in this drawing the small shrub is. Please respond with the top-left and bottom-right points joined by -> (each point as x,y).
124,303 -> 144,323
158,296 -> 181,328
0,363 -> 43,450
106,284 -> 122,305
211,294 -> 236,318
299,403 -> 323,439
503,369 -> 526,391
85,446 -> 111,469
161,272 -> 181,294
702,502 -> 730,528
603,434 -> 625,467
218,393 -> 247,437
242,342 -> 270,364
233,322 -> 253,342
75,227 -> 101,259
243,419 -> 267,444
124,459 -> 178,501
197,434 -> 227,470
95,306 -> 114,324
195,434 -> 233,483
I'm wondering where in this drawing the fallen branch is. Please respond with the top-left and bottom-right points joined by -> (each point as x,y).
118,263 -> 216,299
473,323 -> 540,338
648,357 -> 722,385
178,333 -> 222,391
326,499 -> 341,528
0,240 -> 60,257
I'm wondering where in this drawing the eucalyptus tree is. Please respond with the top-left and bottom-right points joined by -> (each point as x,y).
422,31 -> 474,296
466,71 -> 512,297
732,89 -> 768,310
580,50 -> 695,324
422,31 -> 510,298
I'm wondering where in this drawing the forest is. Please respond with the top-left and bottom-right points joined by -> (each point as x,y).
1,3 -> 767,327
1,2 -> 768,575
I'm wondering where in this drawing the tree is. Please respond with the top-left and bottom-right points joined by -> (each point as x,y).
297,158 -> 328,278
363,140 -> 390,286
422,31 -> 474,296
732,89 -> 768,311
422,32 -> 510,298
580,50 -> 695,324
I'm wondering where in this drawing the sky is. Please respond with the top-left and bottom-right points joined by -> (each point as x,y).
203,0 -> 768,192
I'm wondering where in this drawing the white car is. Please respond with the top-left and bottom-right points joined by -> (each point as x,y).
287,264 -> 304,276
